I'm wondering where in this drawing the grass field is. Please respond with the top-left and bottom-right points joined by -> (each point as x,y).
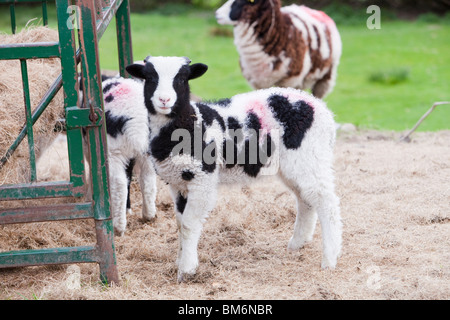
1,4 -> 449,131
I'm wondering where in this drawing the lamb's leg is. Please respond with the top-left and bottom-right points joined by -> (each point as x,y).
137,155 -> 157,221
288,192 -> 318,251
316,188 -> 342,268
278,176 -> 318,250
125,158 -> 135,215
280,162 -> 342,268
172,183 -> 217,282
108,157 -> 128,236
312,70 -> 335,99
300,180 -> 342,268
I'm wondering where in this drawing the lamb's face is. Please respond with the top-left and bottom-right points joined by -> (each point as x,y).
216,0 -> 263,25
145,56 -> 190,115
126,56 -> 208,116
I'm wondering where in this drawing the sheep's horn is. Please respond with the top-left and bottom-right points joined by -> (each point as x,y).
144,55 -> 152,63
182,56 -> 192,64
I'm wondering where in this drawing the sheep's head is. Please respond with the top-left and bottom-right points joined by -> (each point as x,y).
126,56 -> 208,115
216,0 -> 277,25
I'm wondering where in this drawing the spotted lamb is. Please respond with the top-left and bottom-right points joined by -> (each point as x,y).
216,0 -> 342,98
126,56 -> 342,282
101,76 -> 157,236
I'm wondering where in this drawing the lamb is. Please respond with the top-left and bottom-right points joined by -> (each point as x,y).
216,0 -> 342,98
126,55 -> 342,282
100,76 -> 157,236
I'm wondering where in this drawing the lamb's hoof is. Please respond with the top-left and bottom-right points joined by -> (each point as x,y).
142,213 -> 157,223
177,268 -> 197,283
114,228 -> 125,237
287,236 -> 310,251
142,208 -> 157,222
321,258 -> 337,270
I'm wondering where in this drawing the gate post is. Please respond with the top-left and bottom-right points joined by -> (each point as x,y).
77,0 -> 120,284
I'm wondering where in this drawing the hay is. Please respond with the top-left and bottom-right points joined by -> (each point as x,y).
0,130 -> 449,300
0,26 -> 64,185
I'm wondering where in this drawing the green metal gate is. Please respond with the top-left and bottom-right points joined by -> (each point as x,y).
0,0 -> 134,284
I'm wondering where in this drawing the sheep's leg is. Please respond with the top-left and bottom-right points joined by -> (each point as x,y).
108,157 -> 128,236
280,164 -> 342,268
314,187 -> 342,269
299,179 -> 342,268
172,183 -> 217,282
137,155 -> 157,221
288,191 -> 318,251
168,186 -> 184,268
125,158 -> 135,215
312,70 -> 335,99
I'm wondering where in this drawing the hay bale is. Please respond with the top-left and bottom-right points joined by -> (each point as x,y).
0,26 -> 64,185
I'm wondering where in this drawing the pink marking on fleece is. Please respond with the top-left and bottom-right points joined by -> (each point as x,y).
301,6 -> 336,29
245,99 -> 272,133
111,83 -> 132,97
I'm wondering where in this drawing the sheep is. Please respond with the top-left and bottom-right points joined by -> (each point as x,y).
77,71 -> 157,235
100,76 -> 157,236
215,0 -> 342,99
126,55 -> 342,282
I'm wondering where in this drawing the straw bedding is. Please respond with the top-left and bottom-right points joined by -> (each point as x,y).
0,26 -> 64,185
0,130 -> 448,300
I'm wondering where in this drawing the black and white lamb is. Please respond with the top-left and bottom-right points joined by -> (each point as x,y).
216,0 -> 342,98
101,76 -> 157,236
126,56 -> 342,282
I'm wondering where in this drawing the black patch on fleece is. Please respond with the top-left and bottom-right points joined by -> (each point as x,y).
170,65 -> 192,117
246,112 -> 261,131
176,193 -> 187,214
105,94 -> 114,103
208,98 -> 231,107
125,158 -> 135,210
141,63 -> 160,115
150,121 -> 187,163
222,117 -> 243,168
105,110 -> 130,138
196,103 -> 226,131
240,112 -> 262,177
102,74 -> 113,82
227,116 -> 242,130
150,104 -> 217,174
201,119 -> 217,173
268,95 -> 314,149
237,112 -> 275,178
103,81 -> 120,94
181,170 -> 195,181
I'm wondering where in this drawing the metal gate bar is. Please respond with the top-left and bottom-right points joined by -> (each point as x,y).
0,0 -> 134,285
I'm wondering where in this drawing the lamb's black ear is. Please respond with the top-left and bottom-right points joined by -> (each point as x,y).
188,63 -> 208,80
126,63 -> 146,79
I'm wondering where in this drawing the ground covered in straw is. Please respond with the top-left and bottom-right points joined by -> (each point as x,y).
0,130 -> 449,300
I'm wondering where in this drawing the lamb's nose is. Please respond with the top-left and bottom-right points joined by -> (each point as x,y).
159,97 -> 171,105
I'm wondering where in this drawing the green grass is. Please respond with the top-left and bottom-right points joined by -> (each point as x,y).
329,21 -> 450,131
1,5 -> 449,131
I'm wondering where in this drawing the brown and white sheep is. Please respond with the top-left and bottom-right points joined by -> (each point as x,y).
216,0 -> 342,98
